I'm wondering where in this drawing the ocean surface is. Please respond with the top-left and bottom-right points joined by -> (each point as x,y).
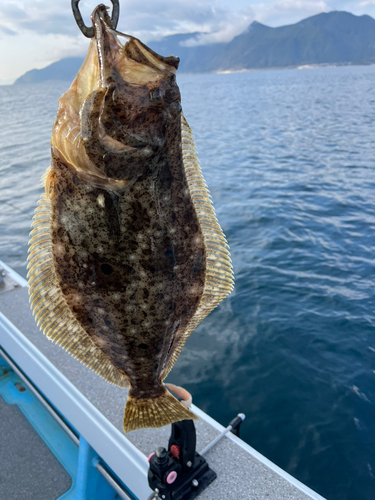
1,65 -> 375,500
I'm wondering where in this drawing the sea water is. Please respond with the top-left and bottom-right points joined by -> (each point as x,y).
1,65 -> 374,500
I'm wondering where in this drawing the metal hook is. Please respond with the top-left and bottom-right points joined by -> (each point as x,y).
71,0 -> 120,38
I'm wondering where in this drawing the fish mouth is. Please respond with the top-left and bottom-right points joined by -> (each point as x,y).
92,4 -> 179,88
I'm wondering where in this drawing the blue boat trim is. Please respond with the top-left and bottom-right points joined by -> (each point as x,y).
0,308 -> 151,498
0,356 -> 77,497
0,352 -> 138,500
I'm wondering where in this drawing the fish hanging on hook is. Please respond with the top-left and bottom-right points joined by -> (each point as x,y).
27,3 -> 234,433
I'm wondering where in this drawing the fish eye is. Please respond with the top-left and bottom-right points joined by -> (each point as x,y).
170,101 -> 182,117
149,88 -> 162,103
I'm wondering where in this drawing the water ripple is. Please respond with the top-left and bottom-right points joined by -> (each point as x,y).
1,67 -> 375,500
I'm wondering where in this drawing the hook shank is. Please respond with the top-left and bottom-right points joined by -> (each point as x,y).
71,0 -> 120,38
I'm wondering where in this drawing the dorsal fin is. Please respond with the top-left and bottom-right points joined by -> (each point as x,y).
27,189 -> 129,388
161,115 -> 234,380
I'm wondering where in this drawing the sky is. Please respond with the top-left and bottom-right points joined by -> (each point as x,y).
1,0 -> 375,83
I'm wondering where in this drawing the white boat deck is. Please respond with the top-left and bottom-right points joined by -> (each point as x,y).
0,262 -> 326,500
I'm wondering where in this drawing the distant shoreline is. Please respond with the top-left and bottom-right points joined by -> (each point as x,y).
3,61 -> 375,87
213,62 -> 375,75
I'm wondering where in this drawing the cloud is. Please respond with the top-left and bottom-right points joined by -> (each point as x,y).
180,9 -> 255,46
278,0 -> 328,9
0,25 -> 17,36
178,0 -> 329,45
18,14 -> 78,36
0,0 -> 237,40
0,3 -> 28,20
251,0 -> 329,27
116,0 -> 250,43
0,0 -> 251,43
0,0 -> 105,36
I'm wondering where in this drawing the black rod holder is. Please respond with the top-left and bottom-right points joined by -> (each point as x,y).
148,419 -> 216,500
147,387 -> 216,500
147,387 -> 245,499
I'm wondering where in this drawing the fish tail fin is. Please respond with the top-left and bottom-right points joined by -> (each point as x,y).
123,388 -> 198,433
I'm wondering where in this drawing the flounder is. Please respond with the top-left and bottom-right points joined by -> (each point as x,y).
27,5 -> 234,433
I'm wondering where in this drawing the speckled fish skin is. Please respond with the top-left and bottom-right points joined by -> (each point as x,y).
28,5 -> 234,433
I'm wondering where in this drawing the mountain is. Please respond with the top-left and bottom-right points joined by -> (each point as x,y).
14,57 -> 84,85
13,11 -> 375,83
212,11 -> 375,71
150,11 -> 375,72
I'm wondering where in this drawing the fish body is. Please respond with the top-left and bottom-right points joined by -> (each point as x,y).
28,5 -> 234,432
